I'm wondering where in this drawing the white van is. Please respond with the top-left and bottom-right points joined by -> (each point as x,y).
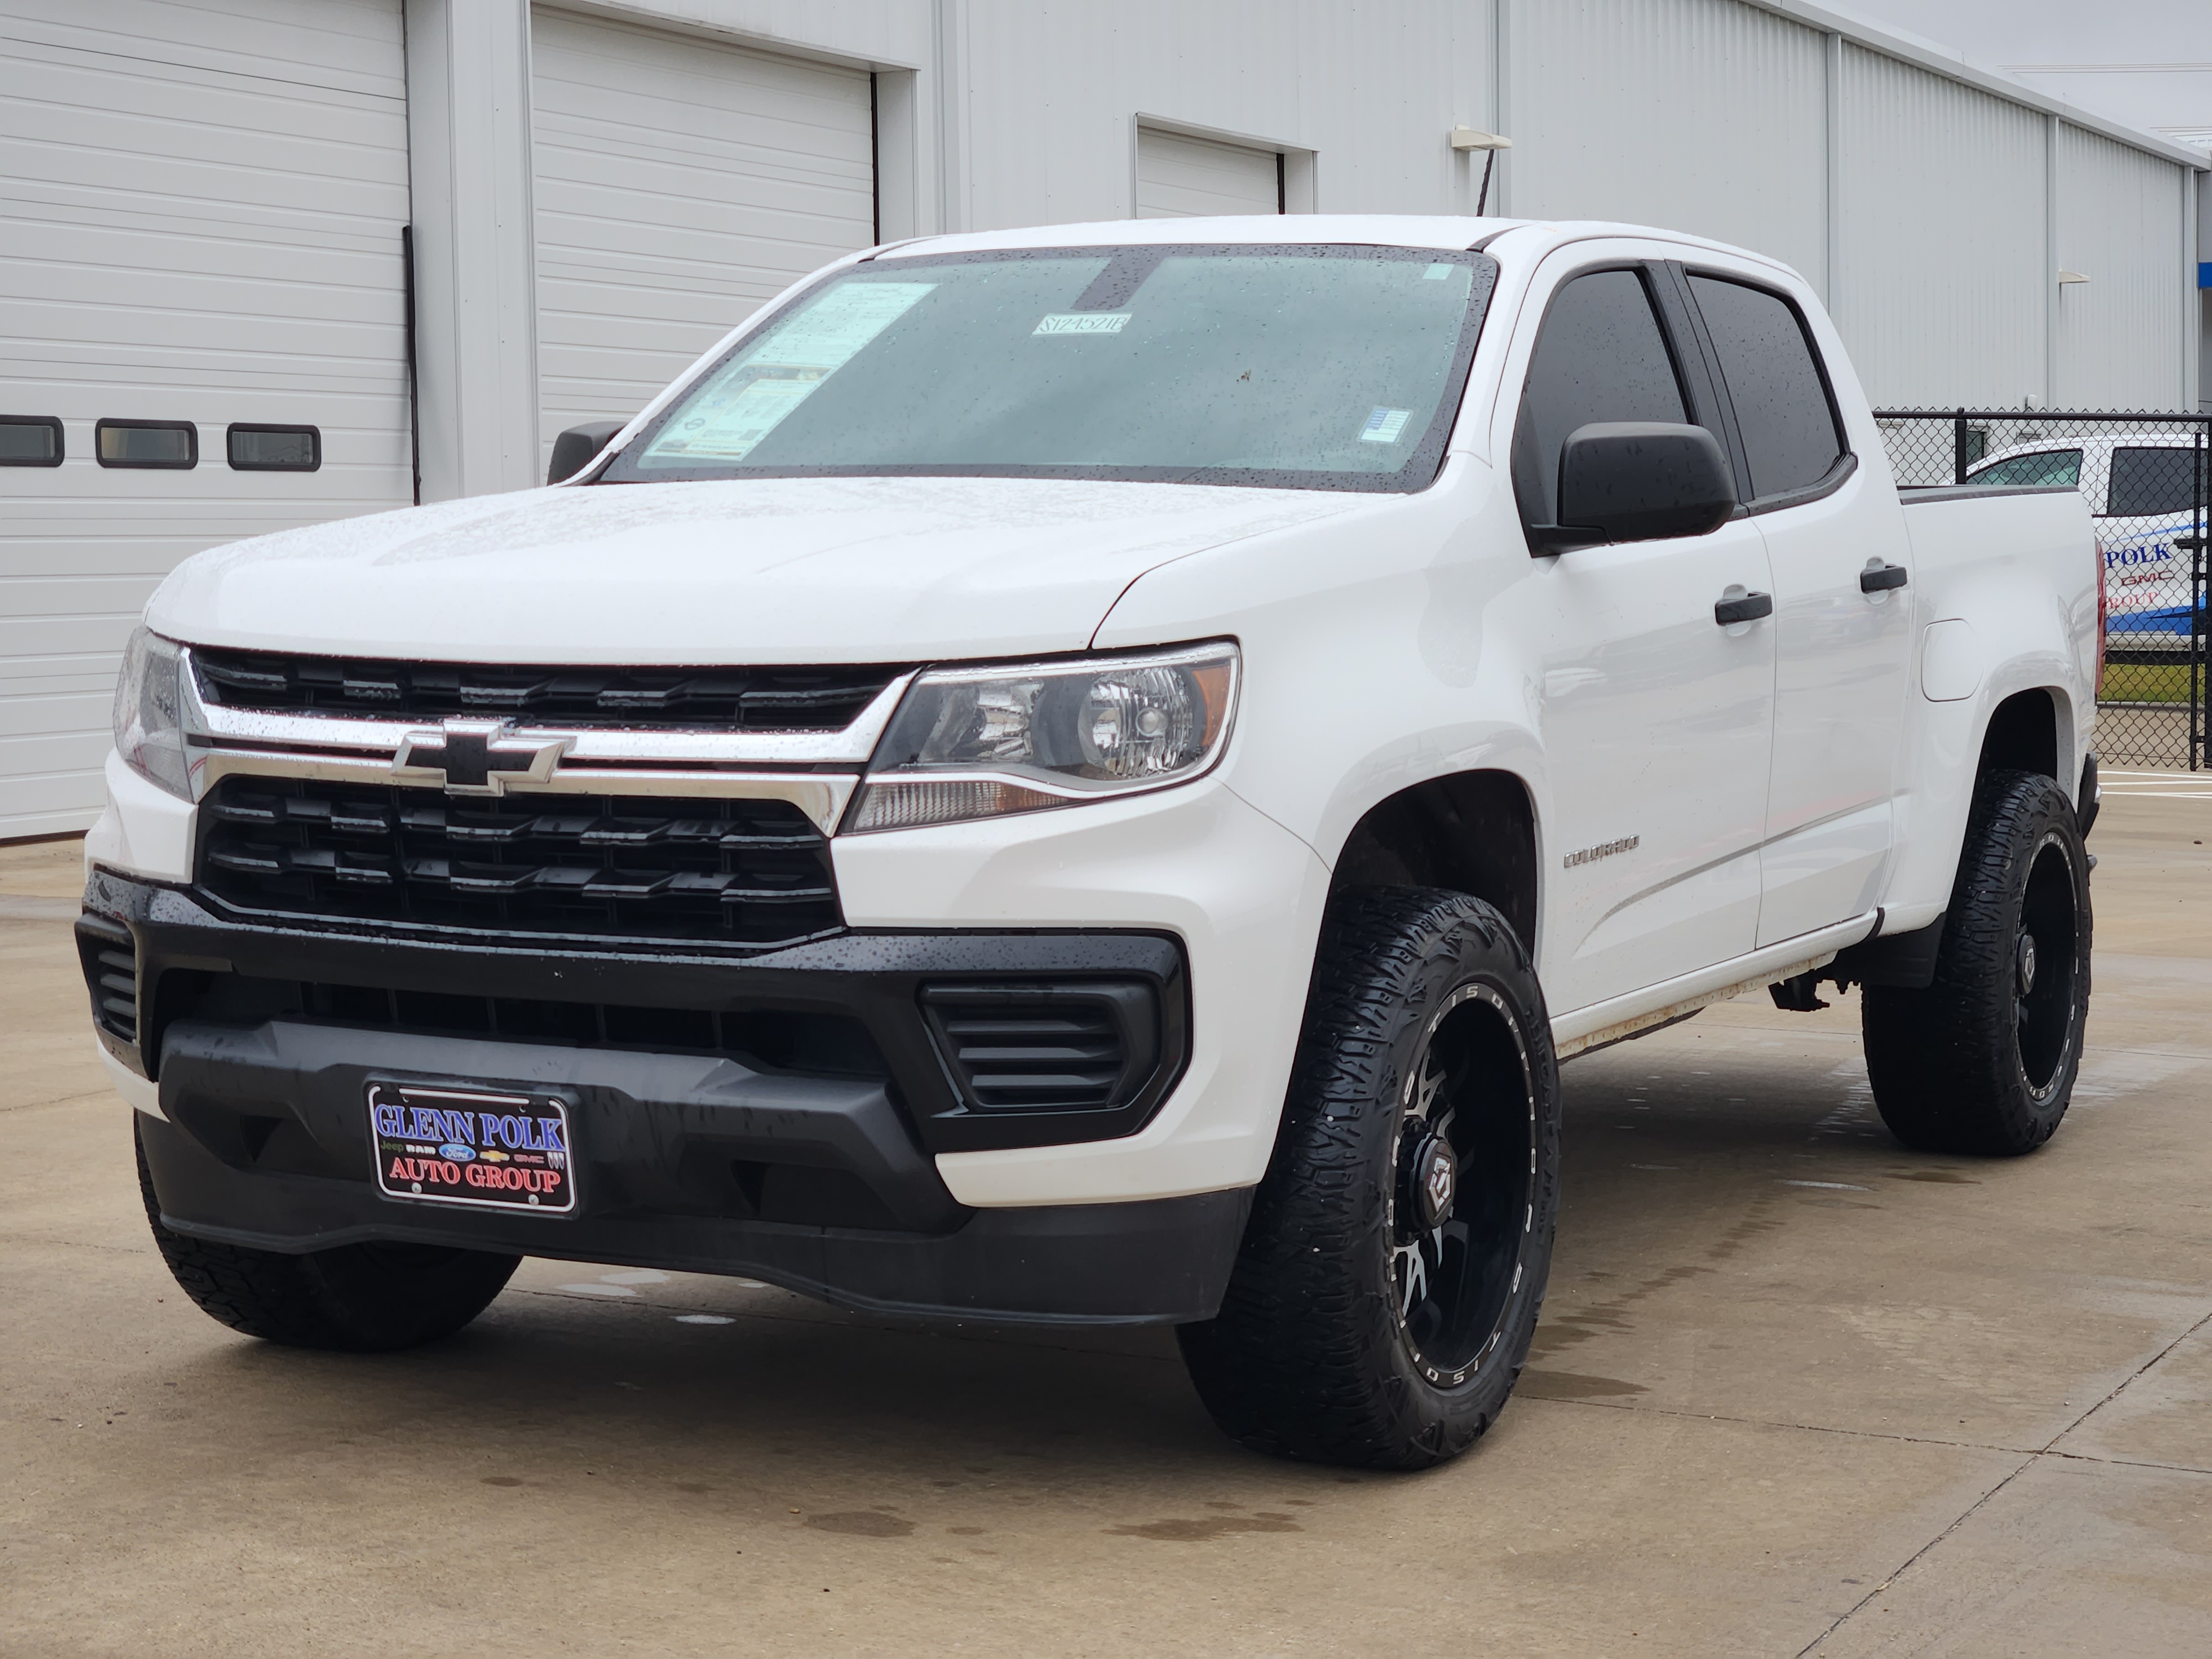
1969,434 -> 2206,641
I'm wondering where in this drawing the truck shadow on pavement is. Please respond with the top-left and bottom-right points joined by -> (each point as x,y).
140,1036 -> 1990,1499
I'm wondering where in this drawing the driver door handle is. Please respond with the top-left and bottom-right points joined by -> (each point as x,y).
1860,562 -> 1910,592
1714,590 -> 1773,625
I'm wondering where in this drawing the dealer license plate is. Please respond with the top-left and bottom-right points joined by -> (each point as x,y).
368,1081 -> 577,1215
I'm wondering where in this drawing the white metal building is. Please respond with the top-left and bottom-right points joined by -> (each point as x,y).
3,0 -> 2208,838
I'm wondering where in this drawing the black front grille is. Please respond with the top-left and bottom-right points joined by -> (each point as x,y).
920,982 -> 1159,1112
182,973 -> 888,1078
76,914 -> 139,1042
191,646 -> 900,732
196,777 -> 842,948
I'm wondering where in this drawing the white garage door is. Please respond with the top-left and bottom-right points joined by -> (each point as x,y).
1136,128 -> 1284,219
0,0 -> 414,839
531,8 -> 878,471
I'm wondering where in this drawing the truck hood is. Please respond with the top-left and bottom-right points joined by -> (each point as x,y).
147,477 -> 1363,664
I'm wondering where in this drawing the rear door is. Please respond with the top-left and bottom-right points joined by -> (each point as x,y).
2097,440 -> 2207,637
1675,267 -> 1914,947
1508,258 -> 1776,1016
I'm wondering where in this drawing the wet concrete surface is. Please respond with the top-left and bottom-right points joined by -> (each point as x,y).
2,787 -> 2208,1656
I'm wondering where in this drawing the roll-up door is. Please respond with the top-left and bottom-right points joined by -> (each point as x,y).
530,8 -> 878,471
1136,128 -> 1284,219
0,0 -> 414,839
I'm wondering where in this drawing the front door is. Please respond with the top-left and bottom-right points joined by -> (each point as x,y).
1509,263 -> 1777,1017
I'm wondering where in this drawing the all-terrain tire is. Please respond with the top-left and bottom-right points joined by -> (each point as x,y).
1862,768 -> 2092,1156
1178,887 -> 1561,1469
138,1120 -> 520,1350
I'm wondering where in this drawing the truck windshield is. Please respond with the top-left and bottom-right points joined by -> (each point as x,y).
1968,449 -> 2081,488
599,244 -> 1498,493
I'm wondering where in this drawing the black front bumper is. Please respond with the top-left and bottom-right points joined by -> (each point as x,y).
87,873 -> 1246,1325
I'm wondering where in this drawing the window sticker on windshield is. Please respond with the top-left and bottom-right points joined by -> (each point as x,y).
755,282 -> 938,369
1033,313 -> 1131,336
1423,263 -> 1457,280
641,281 -> 936,462
1360,407 -> 1412,444
656,376 -> 820,462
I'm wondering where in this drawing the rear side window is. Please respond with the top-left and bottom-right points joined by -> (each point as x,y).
1969,450 -> 2081,488
1687,274 -> 1844,499
1511,268 -> 1688,529
2103,446 -> 2201,518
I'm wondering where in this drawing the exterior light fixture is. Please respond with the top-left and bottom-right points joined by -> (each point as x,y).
1450,129 -> 1512,216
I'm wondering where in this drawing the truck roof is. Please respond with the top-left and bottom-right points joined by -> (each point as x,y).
875,215 -> 1800,280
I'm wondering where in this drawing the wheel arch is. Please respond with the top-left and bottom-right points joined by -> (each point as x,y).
1976,686 -> 2061,785
1327,769 -> 1540,958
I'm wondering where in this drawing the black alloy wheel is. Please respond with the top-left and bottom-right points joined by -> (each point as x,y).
1179,886 -> 1561,1468
1389,982 -> 1538,1388
2012,833 -> 2081,1097
1863,768 -> 2093,1156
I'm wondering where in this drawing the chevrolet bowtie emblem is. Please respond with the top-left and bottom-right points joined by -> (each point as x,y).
392,719 -> 572,796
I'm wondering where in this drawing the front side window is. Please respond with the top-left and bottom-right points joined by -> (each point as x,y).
1510,267 -> 1689,530
1969,449 -> 2083,489
1687,274 -> 1844,499
2103,445 -> 2201,518
601,245 -> 1498,493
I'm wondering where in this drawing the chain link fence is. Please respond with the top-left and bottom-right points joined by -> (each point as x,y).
1874,409 -> 2209,771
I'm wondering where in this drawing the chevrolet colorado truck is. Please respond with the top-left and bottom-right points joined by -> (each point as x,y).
85,216 -> 2100,1468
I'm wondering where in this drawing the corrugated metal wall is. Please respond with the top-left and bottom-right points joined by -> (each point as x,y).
1504,0 -> 1827,290
1832,44 -> 2048,409
945,0 -> 2197,412
2056,125 -> 2190,409
954,0 -> 1487,231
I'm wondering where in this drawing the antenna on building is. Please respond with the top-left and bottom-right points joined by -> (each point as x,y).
1450,129 -> 1512,216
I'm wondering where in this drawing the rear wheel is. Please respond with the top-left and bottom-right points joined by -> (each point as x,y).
1862,769 -> 2092,1155
138,1120 -> 520,1350
1178,888 -> 1560,1468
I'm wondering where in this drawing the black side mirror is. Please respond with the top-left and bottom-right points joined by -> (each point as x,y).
547,420 -> 627,486
1538,421 -> 1735,553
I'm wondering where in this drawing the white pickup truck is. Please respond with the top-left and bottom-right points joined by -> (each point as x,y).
86,215 -> 2100,1468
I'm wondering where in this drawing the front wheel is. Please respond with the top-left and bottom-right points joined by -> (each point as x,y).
1178,888 -> 1561,1468
138,1120 -> 520,1350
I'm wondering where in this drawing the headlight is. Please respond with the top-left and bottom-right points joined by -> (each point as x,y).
846,641 -> 1239,833
113,627 -> 193,799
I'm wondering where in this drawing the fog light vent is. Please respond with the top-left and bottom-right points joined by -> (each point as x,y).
919,981 -> 1159,1113
75,913 -> 139,1044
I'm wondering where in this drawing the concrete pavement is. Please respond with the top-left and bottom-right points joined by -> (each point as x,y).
2,790 -> 2208,1657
